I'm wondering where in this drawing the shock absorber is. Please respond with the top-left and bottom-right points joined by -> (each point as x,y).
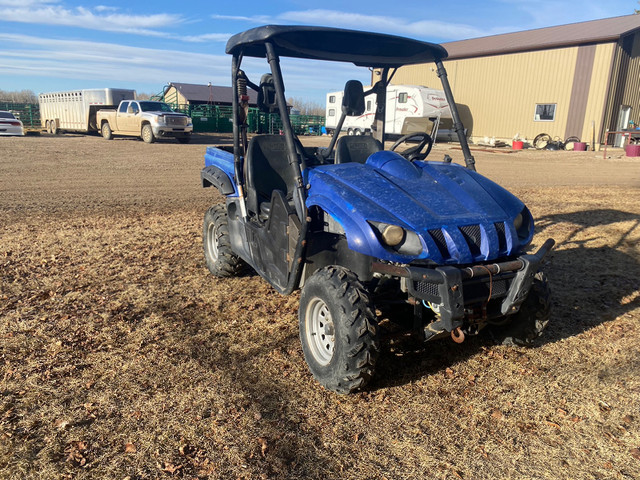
236,71 -> 250,155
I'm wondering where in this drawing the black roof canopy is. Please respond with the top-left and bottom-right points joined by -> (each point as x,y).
226,25 -> 448,67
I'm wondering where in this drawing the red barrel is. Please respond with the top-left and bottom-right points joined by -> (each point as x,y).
626,144 -> 640,157
574,142 -> 587,151
512,140 -> 524,150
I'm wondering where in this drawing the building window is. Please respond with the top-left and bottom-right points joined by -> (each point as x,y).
534,104 -> 556,121
328,108 -> 336,117
398,93 -> 408,103
329,95 -> 336,103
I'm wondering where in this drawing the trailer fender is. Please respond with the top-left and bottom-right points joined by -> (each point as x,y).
201,166 -> 236,195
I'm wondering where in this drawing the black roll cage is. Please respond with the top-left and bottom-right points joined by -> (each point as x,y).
229,25 -> 475,206
227,25 -> 477,295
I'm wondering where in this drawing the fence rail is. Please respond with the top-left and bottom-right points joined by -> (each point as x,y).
1,103 -> 40,128
1,102 -> 325,135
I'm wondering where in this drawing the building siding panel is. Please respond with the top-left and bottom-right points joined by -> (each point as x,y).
394,47 -> 580,142
565,45 -> 596,139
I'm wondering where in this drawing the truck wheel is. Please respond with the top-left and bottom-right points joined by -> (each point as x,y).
299,266 -> 379,394
50,121 -> 58,135
101,122 -> 113,140
203,204 -> 246,277
141,124 -> 155,143
491,272 -> 551,346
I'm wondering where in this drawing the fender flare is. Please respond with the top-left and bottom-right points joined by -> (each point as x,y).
201,166 -> 236,195
307,195 -> 379,257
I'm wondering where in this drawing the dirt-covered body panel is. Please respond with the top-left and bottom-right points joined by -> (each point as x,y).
305,150 -> 532,264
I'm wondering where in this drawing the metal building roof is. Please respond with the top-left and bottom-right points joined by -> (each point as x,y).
170,82 -> 258,105
443,14 -> 640,60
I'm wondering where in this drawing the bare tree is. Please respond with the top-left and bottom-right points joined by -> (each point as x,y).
0,89 -> 38,103
287,96 -> 325,116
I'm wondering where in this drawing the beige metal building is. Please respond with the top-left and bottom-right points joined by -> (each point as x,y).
388,14 -> 640,146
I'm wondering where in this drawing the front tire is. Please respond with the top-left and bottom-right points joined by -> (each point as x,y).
491,272 -> 551,346
299,266 -> 379,394
101,122 -> 113,140
141,124 -> 155,143
203,204 -> 245,277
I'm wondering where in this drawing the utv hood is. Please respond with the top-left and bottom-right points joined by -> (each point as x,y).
305,151 -> 532,264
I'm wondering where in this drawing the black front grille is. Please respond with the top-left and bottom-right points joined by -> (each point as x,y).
459,225 -> 482,256
462,275 -> 512,304
414,280 -> 439,297
428,229 -> 449,259
494,222 -> 507,252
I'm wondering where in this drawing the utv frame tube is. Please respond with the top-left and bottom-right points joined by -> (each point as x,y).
231,54 -> 248,218
435,59 -> 476,171
265,41 -> 309,295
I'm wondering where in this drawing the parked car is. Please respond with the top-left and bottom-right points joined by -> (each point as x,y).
0,111 -> 24,136
201,25 -> 554,394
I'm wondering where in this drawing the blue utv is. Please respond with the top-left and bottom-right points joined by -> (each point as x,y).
201,26 -> 554,394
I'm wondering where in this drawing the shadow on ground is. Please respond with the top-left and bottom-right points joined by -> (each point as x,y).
371,208 -> 640,391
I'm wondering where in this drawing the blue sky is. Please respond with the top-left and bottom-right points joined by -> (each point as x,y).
1,0 -> 637,103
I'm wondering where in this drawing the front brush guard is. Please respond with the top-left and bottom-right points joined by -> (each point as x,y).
372,238 -> 555,333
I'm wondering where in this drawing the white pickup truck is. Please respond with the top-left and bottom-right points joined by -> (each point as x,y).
97,100 -> 193,143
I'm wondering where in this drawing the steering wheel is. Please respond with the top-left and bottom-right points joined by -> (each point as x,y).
390,132 -> 433,161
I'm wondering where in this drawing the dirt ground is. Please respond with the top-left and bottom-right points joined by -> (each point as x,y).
1,132 -> 639,479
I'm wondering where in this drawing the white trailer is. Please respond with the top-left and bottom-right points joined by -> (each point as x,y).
325,84 -> 452,137
39,88 -> 136,134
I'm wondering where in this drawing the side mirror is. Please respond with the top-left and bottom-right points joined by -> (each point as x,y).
342,80 -> 365,116
257,74 -> 278,113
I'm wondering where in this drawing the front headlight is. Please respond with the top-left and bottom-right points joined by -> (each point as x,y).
381,224 -> 404,246
514,207 -> 534,244
156,115 -> 166,124
369,221 -> 423,256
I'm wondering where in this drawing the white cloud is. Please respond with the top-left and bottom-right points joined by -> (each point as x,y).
496,0 -> 624,28
181,32 -> 233,43
0,34 -> 230,88
0,4 -> 183,36
209,9 -> 510,41
0,33 -> 364,102
0,0 -> 58,6
94,5 -> 119,13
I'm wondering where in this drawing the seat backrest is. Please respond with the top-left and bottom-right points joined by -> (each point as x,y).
244,135 -> 293,215
334,135 -> 383,165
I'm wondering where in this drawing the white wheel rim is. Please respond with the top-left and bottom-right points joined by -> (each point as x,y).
206,222 -> 218,261
305,297 -> 335,366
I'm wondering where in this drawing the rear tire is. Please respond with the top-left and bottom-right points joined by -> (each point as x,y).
101,122 -> 113,140
203,204 -> 246,277
491,272 -> 551,346
50,121 -> 58,135
141,124 -> 155,143
299,266 -> 379,394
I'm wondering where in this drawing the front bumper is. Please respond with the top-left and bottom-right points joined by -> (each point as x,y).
152,125 -> 193,137
372,238 -> 555,333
